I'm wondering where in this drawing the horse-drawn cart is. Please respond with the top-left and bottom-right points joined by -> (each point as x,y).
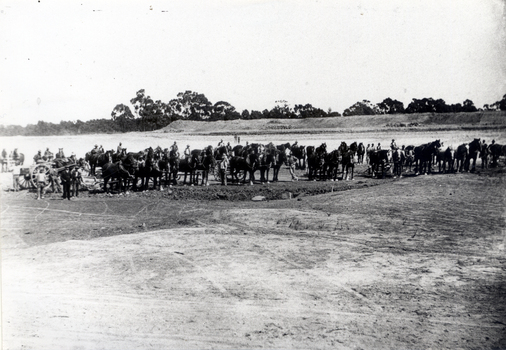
17,159 -> 78,189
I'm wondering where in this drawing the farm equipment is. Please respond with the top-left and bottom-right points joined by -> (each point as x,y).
17,159 -> 78,189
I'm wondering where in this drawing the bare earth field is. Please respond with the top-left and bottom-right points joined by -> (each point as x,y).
2,158 -> 506,349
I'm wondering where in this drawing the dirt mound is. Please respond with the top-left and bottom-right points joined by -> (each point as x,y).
160,111 -> 506,135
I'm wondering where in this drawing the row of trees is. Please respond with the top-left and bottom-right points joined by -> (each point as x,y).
1,91 -> 505,136
342,96 -> 506,116
110,90 -> 336,132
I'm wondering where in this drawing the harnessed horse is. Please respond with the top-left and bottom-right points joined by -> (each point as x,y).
455,144 -> 469,172
413,140 -> 441,175
464,138 -> 481,172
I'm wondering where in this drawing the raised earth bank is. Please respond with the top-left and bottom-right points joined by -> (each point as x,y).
159,110 -> 506,135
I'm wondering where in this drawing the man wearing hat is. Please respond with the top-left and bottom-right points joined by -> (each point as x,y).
60,166 -> 72,200
56,148 -> 65,159
34,150 -> 43,163
391,139 -> 397,150
43,147 -> 53,161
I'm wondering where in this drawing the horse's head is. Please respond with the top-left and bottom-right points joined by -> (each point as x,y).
469,138 -> 481,153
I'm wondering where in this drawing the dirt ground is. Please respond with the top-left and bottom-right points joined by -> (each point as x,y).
1,162 -> 506,349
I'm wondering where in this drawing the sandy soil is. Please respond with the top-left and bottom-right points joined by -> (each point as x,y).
2,159 -> 506,349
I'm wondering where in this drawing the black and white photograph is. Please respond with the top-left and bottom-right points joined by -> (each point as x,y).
1,0 -> 505,349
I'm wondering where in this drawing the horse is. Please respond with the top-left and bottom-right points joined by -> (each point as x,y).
86,150 -> 112,176
179,153 -> 200,186
324,149 -> 340,181
342,150 -> 355,180
357,143 -> 365,164
154,148 -> 170,188
455,144 -> 468,172
229,153 -> 259,185
413,140 -> 441,175
464,138 -> 481,172
165,149 -> 179,186
214,145 -> 228,161
290,145 -> 306,169
255,148 -> 276,184
443,147 -> 455,173
403,146 -> 415,172
232,145 -> 244,157
133,148 -> 160,190
195,146 -> 216,186
489,143 -> 505,167
435,147 -> 447,173
307,144 -> 327,181
369,149 -> 392,178
392,148 -> 405,178
349,142 -> 358,158
101,161 -> 134,193
271,148 -> 287,182
119,153 -> 140,190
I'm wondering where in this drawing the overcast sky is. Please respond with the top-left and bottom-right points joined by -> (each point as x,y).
1,0 -> 505,126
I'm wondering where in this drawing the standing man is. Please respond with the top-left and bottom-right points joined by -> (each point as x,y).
481,139 -> 489,169
219,155 -> 229,185
286,155 -> 299,181
184,145 -> 191,161
60,166 -> 72,200
48,167 -> 62,194
12,163 -> 21,192
391,139 -> 397,150
117,142 -> 123,154
36,168 -> 47,200
71,166 -> 83,197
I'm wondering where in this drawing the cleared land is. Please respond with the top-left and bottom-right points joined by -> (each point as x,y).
1,115 -> 506,349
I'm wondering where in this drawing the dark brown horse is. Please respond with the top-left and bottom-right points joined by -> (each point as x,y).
455,144 -> 468,172
290,144 -> 306,169
342,150 -> 355,180
369,149 -> 392,178
324,149 -> 340,181
86,150 -> 112,176
357,142 -> 366,164
464,138 -> 481,172
307,144 -> 327,181
414,140 -> 441,175
229,153 -> 259,185
195,146 -> 216,186
392,148 -> 405,178
102,161 -> 133,193
271,148 -> 287,182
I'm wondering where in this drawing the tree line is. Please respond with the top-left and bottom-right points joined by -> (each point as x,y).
1,90 -> 505,136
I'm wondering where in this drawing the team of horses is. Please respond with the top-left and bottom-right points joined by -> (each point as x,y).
81,138 -> 505,193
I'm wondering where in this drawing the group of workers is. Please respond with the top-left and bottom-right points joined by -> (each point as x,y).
35,165 -> 83,200
33,148 -> 74,163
